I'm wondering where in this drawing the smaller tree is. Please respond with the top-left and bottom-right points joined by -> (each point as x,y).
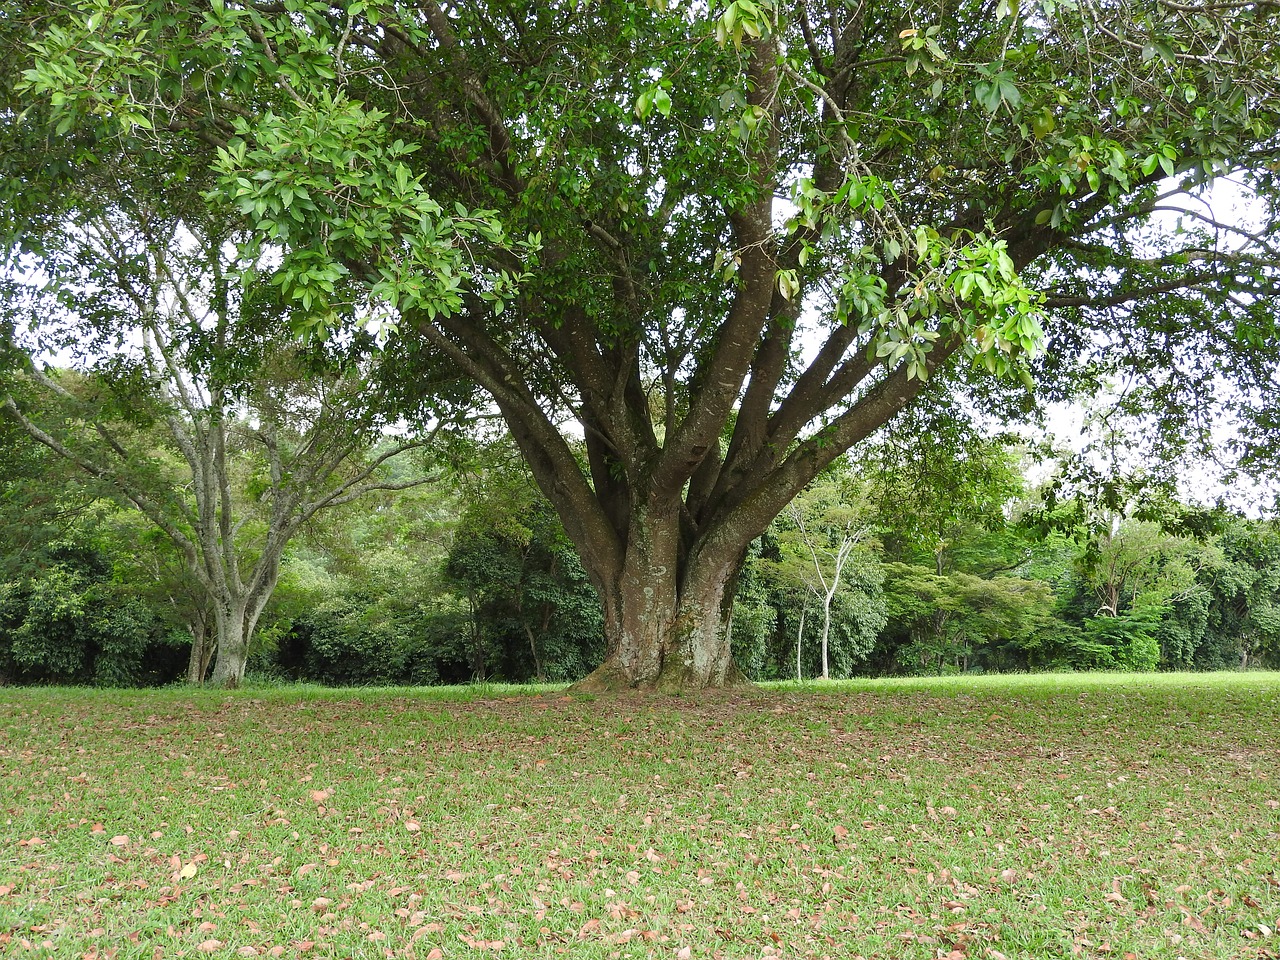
768,466 -> 884,679
445,460 -> 605,683
2,201 -> 440,686
879,563 -> 1053,675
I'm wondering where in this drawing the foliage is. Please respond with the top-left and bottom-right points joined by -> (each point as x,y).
0,558 -> 186,687
444,470 -> 605,683
7,0 -> 1279,689
864,397 -> 1029,573
877,562 -> 1055,675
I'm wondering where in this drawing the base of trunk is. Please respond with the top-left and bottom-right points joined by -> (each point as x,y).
570,655 -> 752,695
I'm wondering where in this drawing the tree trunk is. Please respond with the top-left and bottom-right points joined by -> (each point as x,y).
573,507 -> 748,693
796,605 -> 805,681
187,617 -> 213,684
820,593 -> 833,681
523,621 -> 546,683
209,594 -> 268,689
210,608 -> 248,688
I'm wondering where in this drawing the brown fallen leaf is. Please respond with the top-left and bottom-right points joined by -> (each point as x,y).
196,940 -> 223,953
109,835 -> 130,847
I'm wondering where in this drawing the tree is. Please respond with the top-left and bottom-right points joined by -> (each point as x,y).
1,204 -> 438,687
879,562 -> 1054,675
778,468 -> 876,679
5,0 -> 1279,690
1187,520 -> 1280,669
445,471 -> 606,683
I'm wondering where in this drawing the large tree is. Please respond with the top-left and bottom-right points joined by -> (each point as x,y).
3,0 -> 1279,690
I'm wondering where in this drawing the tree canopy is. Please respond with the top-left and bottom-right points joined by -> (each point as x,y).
3,0 -> 1279,690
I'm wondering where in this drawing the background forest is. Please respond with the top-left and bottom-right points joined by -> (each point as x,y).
3,387 -> 1276,689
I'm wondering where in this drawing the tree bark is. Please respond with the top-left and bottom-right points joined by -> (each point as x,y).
210,602 -> 249,689
208,591 -> 270,688
572,506 -> 748,693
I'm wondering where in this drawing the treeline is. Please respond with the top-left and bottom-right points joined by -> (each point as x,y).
3,405 -> 1277,687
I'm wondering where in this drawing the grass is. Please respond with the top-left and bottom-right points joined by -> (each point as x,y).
1,672 -> 1278,959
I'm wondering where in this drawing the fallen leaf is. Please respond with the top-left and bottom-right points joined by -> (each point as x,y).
196,940 -> 223,953
109,835 -> 130,847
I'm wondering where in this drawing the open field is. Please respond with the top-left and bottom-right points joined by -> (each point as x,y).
1,673 -> 1278,959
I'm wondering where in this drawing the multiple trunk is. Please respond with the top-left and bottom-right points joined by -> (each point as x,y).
208,591 -> 274,688
4,220 -> 433,689
404,17 -> 988,691
582,508 -> 745,692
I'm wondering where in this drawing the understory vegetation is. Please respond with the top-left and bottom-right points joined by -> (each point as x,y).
0,673 -> 1277,959
2,410 -> 1277,688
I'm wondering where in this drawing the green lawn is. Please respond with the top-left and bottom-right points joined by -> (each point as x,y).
1,672 -> 1278,959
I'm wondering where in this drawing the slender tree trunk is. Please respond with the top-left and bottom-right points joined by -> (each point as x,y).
820,593 -> 833,680
796,605 -> 805,681
522,622 -> 546,683
466,595 -> 487,681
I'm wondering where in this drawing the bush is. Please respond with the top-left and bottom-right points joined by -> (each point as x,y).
0,566 -> 186,686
